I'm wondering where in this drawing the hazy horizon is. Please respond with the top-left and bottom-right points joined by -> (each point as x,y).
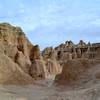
0,0 -> 100,50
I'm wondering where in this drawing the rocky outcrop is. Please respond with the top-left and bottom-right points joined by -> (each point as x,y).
42,47 -> 62,76
55,58 -> 100,88
55,59 -> 91,85
77,40 -> 86,47
0,22 -> 100,85
30,45 -> 41,60
45,59 -> 61,75
42,47 -> 57,60
0,23 -> 47,84
0,23 -> 31,59
30,59 -> 47,79
42,40 -> 100,78
15,51 -> 31,74
0,52 -> 34,85
29,45 -> 48,79
55,40 -> 100,62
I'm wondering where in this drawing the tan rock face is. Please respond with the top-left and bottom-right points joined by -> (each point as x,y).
15,51 -> 31,74
42,47 -> 62,76
29,45 -> 48,79
0,53 -> 34,85
78,40 -> 86,47
55,59 -> 90,85
45,59 -> 61,75
55,40 -> 100,62
0,23 -> 47,84
0,23 -> 24,45
30,45 -> 41,60
0,22 -> 99,85
30,59 -> 47,79
42,47 -> 55,60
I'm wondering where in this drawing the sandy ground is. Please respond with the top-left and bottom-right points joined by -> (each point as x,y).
0,64 -> 100,100
0,80 -> 100,100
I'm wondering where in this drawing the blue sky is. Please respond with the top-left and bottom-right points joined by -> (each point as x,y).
0,0 -> 100,49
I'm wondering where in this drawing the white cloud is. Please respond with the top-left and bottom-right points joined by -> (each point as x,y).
91,19 -> 100,26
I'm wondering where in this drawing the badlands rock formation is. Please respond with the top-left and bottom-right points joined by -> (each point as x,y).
55,40 -> 100,62
42,47 -> 61,76
54,40 -> 100,86
42,40 -> 100,86
0,52 -> 34,85
55,59 -> 90,85
0,22 -> 100,87
0,23 -> 47,84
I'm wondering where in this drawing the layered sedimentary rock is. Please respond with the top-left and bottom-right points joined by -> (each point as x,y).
55,59 -> 90,85
29,45 -> 48,79
0,22 -> 100,86
30,45 -> 41,60
30,59 -> 47,79
42,47 -> 62,76
54,41 -> 100,87
15,51 -> 31,74
0,52 -> 34,85
42,47 -> 57,60
42,40 -> 100,78
45,59 -> 61,75
0,23 -> 47,84
55,59 -> 100,87
53,40 -> 100,86
55,40 -> 100,62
